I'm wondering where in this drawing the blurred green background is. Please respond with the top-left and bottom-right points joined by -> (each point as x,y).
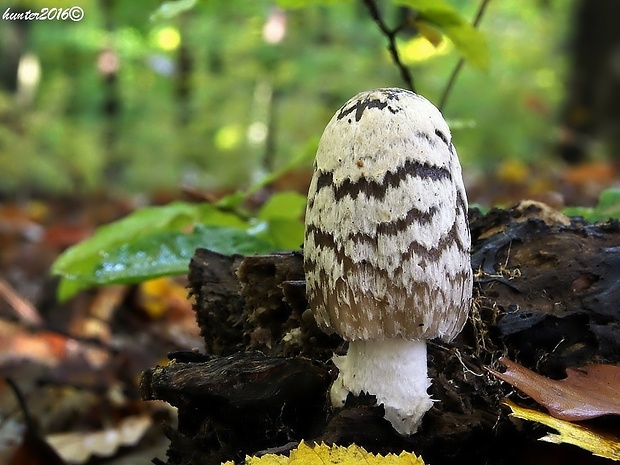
0,0 -> 580,202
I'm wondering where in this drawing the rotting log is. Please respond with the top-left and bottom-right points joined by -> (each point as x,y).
140,201 -> 620,465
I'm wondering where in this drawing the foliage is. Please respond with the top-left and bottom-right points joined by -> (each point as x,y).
564,188 -> 620,222
1,0 -> 570,195
51,190 -> 306,301
44,0 -> 576,299
393,0 -> 488,70
49,0 -> 488,298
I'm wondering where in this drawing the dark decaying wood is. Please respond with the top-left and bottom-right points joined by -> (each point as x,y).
140,201 -> 620,465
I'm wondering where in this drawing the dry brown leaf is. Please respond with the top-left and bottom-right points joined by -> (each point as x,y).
0,321 -> 109,372
562,161 -> 617,188
489,357 -> 620,421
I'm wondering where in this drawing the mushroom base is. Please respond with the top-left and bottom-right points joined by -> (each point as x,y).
330,338 -> 433,436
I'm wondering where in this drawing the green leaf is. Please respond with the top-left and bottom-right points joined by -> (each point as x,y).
53,201 -> 202,277
257,191 -> 307,220
257,218 -> 305,250
564,188 -> 620,222
88,224 -> 276,286
254,191 -> 307,250
562,206 -> 589,219
596,188 -> 620,216
51,201 -> 247,300
57,278 -> 90,303
150,0 -> 197,21
394,0 -> 489,70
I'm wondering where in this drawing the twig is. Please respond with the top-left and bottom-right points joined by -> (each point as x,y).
362,0 -> 415,92
439,0 -> 492,111
0,277 -> 43,327
5,378 -> 36,432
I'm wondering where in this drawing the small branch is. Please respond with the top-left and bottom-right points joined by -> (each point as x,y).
362,0 -> 415,92
439,0 -> 492,112
5,378 -> 36,432
0,277 -> 42,327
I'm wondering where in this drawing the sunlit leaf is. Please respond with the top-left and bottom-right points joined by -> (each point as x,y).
252,192 -> 306,250
256,218 -> 305,250
53,202 -> 204,270
257,191 -> 307,220
51,202 -> 247,300
415,21 -> 443,47
394,0 -> 488,70
53,202 -> 203,279
83,224 -> 276,286
504,400 -> 620,461
224,440 -> 425,464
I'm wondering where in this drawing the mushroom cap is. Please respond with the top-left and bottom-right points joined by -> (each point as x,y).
304,88 -> 472,342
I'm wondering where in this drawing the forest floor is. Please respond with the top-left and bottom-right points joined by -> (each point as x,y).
0,160 -> 619,465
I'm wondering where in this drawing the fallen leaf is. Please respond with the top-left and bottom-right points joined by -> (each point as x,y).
45,414 -> 152,464
488,357 -> 620,421
562,161 -> 617,188
0,321 -> 109,373
504,399 -> 620,461
223,441 -> 425,465
137,277 -> 189,320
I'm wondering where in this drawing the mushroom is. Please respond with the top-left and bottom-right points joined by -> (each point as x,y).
303,88 -> 472,435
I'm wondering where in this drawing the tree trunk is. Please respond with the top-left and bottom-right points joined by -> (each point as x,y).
558,0 -> 620,162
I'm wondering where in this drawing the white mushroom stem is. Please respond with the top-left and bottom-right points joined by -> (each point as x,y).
330,338 -> 433,436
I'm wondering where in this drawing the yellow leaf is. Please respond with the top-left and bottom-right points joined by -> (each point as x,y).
504,400 -> 620,461
138,277 -> 188,319
416,21 -> 443,47
233,441 -> 425,465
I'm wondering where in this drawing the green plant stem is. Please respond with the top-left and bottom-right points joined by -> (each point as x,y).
363,0 -> 415,92
439,0 -> 492,111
